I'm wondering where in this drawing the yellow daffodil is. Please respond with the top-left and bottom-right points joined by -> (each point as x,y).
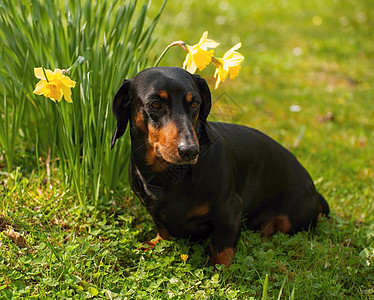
213,42 -> 244,89
180,254 -> 189,261
33,67 -> 76,103
183,31 -> 219,74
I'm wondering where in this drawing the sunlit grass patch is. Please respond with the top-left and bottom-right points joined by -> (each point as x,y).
1,0 -> 373,298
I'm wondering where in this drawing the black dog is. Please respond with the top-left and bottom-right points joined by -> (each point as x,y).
111,67 -> 329,267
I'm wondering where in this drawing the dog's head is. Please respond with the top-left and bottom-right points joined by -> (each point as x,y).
111,67 -> 211,170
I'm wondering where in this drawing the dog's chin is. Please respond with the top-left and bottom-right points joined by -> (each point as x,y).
163,155 -> 199,166
176,156 -> 199,165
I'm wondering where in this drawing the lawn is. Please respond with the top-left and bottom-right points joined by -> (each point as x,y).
1,0 -> 373,299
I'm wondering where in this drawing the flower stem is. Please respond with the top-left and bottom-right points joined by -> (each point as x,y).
154,40 -> 189,67
211,57 -> 221,68
42,66 -> 49,83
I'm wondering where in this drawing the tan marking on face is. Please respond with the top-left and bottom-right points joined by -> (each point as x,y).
135,111 -> 147,132
260,215 -> 292,236
193,111 -> 200,126
187,203 -> 210,219
157,90 -> 168,100
146,122 -> 180,172
191,125 -> 199,157
144,142 -> 170,172
186,92 -> 193,103
210,244 -> 235,268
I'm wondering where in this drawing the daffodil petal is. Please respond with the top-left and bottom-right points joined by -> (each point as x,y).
223,43 -> 242,59
230,42 -> 242,52
183,51 -> 198,73
183,53 -> 193,72
201,39 -> 220,49
220,69 -> 229,82
187,62 -> 197,74
215,80 -> 220,89
232,51 -> 245,60
61,85 -> 73,103
214,65 -> 228,89
34,68 -> 44,79
196,32 -> 219,49
33,81 -> 45,95
61,76 -> 76,88
182,55 -> 189,70
224,55 -> 244,67
53,68 -> 63,77
34,67 -> 53,80
214,71 -> 221,89
198,31 -> 209,44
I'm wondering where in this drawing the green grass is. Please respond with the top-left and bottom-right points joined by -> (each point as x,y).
0,0 -> 166,205
1,0 -> 374,299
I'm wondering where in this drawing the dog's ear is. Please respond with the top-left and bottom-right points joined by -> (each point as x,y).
111,79 -> 131,149
193,74 -> 211,121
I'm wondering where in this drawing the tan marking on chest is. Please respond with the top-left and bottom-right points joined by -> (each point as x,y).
187,203 -> 210,219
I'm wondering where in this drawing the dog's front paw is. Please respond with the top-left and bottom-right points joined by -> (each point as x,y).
209,244 -> 235,268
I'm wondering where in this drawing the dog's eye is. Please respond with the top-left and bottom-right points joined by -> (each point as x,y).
151,101 -> 162,109
191,101 -> 200,109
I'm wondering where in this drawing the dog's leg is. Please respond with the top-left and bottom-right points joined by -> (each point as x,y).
209,220 -> 241,267
209,195 -> 243,267
209,244 -> 236,268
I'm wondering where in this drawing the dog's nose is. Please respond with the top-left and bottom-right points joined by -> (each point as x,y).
178,144 -> 199,161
